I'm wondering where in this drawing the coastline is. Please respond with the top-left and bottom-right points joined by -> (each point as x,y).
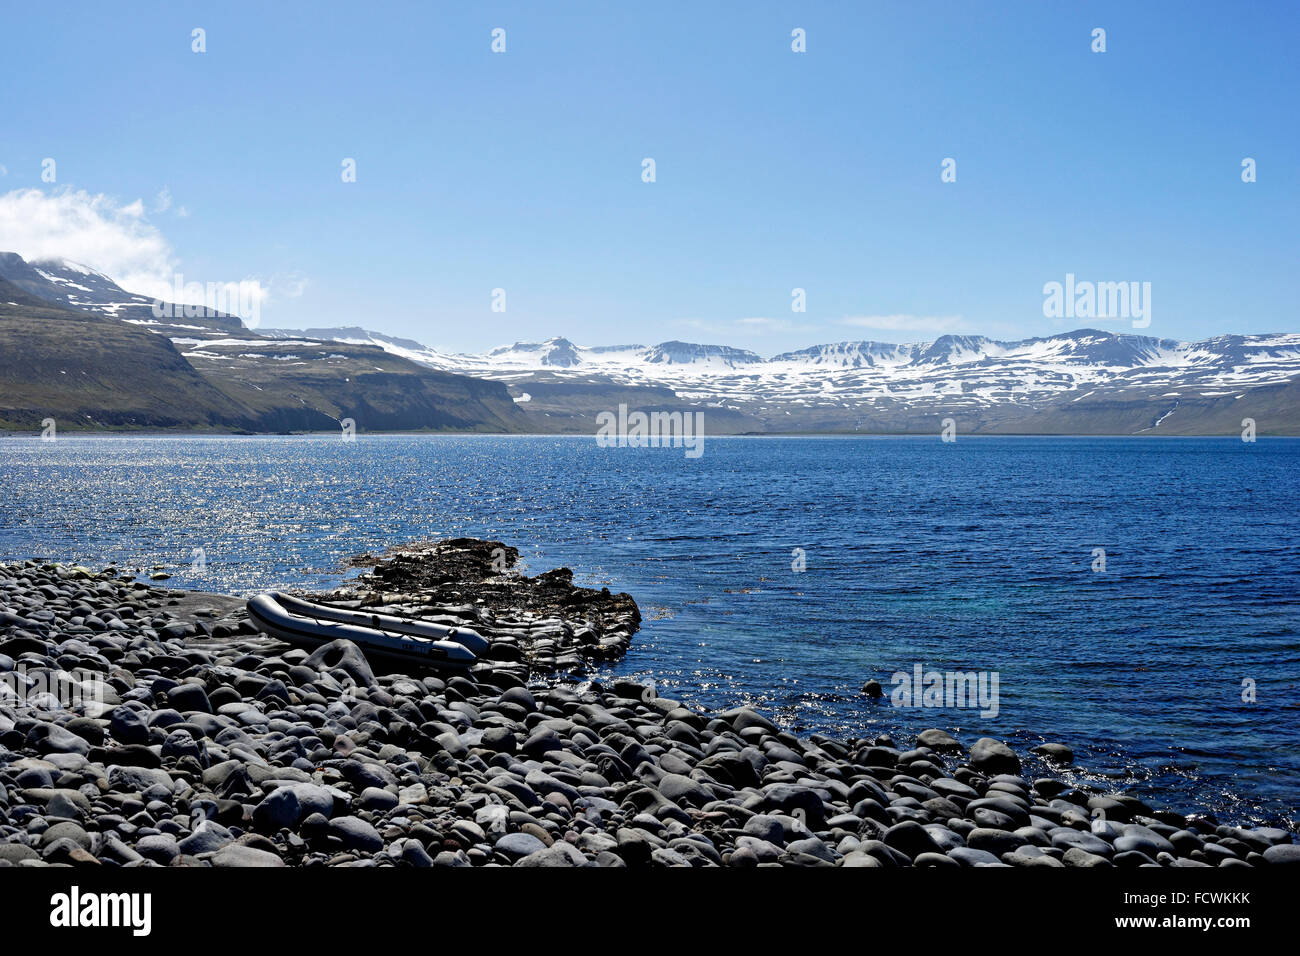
0,546 -> 1295,868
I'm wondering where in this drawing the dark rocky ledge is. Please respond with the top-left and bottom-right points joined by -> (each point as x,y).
326,538 -> 641,675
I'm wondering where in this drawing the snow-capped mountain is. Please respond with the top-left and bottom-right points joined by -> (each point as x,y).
8,243 -> 1296,435
0,252 -> 143,312
256,329 -> 1300,434
0,252 -> 244,333
642,341 -> 765,368
768,341 -> 917,368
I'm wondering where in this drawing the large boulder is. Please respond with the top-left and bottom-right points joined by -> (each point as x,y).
253,783 -> 337,832
969,737 -> 1021,776
917,729 -> 964,753
303,639 -> 377,689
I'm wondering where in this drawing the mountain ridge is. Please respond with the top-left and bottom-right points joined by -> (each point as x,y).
0,252 -> 534,433
0,252 -> 246,333
5,248 -> 1297,435
257,326 -> 1300,435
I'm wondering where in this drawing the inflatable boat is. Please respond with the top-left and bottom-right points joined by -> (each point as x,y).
263,591 -> 489,655
245,591 -> 479,670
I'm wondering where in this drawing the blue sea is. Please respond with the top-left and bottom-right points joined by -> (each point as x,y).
1,435 -> 1296,827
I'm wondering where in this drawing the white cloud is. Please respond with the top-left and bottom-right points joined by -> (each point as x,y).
838,314 -> 966,335
0,165 -> 8,177
0,187 -> 304,319
276,274 -> 309,299
0,187 -> 179,300
672,315 -> 820,337
734,316 -> 797,334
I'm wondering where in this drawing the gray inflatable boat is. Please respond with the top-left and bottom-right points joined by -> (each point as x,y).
246,591 -> 480,670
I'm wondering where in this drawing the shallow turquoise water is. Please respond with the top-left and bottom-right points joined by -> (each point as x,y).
1,434 -> 1296,826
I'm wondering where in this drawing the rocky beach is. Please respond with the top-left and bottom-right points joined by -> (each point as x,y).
0,542 -> 1295,869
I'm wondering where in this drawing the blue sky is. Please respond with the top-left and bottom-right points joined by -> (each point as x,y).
1,0 -> 1296,352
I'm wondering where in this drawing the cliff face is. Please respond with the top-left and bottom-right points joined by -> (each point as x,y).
0,268 -> 533,434
181,336 -> 534,433
0,287 -> 249,430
